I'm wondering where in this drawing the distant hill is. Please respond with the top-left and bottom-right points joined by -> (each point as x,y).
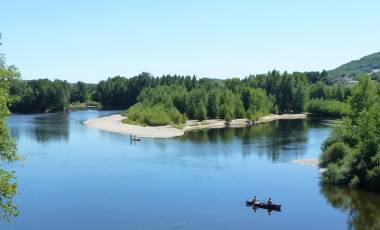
328,52 -> 380,82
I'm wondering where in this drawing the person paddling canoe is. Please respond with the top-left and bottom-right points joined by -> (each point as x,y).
267,197 -> 272,205
251,196 -> 259,205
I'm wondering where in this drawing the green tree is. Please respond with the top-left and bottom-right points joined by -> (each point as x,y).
0,39 -> 19,221
194,102 -> 207,121
224,112 -> 232,124
320,76 -> 380,192
349,76 -> 378,118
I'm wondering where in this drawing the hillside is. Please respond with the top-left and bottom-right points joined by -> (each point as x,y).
328,52 -> 380,81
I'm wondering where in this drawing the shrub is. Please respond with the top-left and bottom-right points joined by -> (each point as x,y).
224,112 -> 232,123
320,142 -> 351,168
306,99 -> 350,118
123,103 -> 186,126
321,163 -> 351,185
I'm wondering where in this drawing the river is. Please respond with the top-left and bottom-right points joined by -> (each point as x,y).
2,110 -> 380,230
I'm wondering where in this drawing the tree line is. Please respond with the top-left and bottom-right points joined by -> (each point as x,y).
118,71 -> 354,126
8,70 -> 354,120
9,80 -> 97,113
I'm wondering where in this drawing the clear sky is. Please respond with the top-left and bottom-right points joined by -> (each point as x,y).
1,0 -> 380,83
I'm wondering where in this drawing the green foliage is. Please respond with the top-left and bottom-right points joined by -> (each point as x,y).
116,71 -> 282,125
96,73 -> 200,109
0,59 -> 18,162
123,85 -> 189,126
0,42 -> 19,221
349,75 -> 378,118
320,142 -> 351,168
8,69 -> 353,120
185,88 -> 208,119
69,81 -> 96,103
304,70 -> 329,84
244,71 -> 309,113
0,169 -> 18,221
242,87 -> 273,120
224,112 -> 232,123
309,82 -> 351,101
124,103 -> 186,126
194,102 -> 207,121
138,85 -> 187,113
9,79 -> 70,113
306,99 -> 350,118
320,76 -> 380,192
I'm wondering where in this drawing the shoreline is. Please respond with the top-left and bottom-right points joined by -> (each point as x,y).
84,113 -> 307,139
292,158 -> 326,173
292,158 -> 320,167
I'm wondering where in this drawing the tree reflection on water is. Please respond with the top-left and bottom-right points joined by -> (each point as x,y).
9,113 -> 70,143
321,185 -> 380,230
181,119 -> 323,162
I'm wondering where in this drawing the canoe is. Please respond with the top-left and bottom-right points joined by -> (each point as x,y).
246,201 -> 281,211
132,138 -> 141,141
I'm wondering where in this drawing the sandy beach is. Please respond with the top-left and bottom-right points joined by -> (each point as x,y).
84,113 -> 307,138
84,114 -> 185,138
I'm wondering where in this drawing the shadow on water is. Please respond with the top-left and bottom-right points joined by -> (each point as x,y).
181,119 -> 325,162
320,185 -> 380,230
8,113 -> 69,143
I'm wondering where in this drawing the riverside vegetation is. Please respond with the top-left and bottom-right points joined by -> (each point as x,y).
0,43 -> 19,221
319,76 -> 380,192
118,71 -> 353,126
9,71 -> 355,124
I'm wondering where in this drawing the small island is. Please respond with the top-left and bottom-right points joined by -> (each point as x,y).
84,113 -> 307,138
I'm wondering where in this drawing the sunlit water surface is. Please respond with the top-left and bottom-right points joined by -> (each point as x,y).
2,110 -> 380,230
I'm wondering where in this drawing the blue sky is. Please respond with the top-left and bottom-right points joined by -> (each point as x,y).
1,0 -> 380,83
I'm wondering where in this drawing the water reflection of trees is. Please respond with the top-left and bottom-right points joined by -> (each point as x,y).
9,113 -> 70,143
182,119 -> 323,161
321,185 -> 380,230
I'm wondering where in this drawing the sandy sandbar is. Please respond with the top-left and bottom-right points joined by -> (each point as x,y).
84,113 -> 307,139
292,158 -> 320,167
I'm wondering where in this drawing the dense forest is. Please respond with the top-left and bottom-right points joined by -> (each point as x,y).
8,80 -> 97,113
8,71 -> 354,124
111,71 -> 352,125
320,76 -> 380,192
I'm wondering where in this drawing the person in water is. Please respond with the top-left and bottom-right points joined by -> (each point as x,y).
267,197 -> 272,205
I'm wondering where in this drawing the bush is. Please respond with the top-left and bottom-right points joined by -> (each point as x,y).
224,112 -> 232,123
320,142 -> 351,168
306,99 -> 350,118
321,163 -> 351,185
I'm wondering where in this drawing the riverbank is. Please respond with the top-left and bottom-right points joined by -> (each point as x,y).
84,113 -> 307,138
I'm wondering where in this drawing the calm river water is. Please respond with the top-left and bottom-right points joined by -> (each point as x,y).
2,110 -> 380,230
